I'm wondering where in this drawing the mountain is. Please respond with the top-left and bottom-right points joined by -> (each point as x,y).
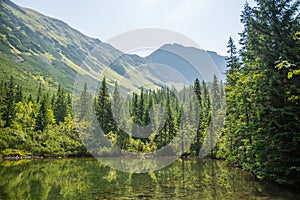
0,0 -> 126,93
0,0 -> 227,96
147,44 -> 227,83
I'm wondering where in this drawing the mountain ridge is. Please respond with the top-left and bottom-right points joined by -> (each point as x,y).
0,0 -> 227,95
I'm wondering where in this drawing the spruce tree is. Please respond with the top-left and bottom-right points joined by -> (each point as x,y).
79,82 -> 92,121
138,87 -> 145,125
15,85 -> 23,103
36,83 -> 42,103
95,77 -> 114,134
3,76 -> 15,127
35,94 -> 55,131
191,78 -> 203,154
54,85 -> 68,124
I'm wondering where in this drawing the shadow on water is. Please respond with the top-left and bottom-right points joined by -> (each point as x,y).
0,158 -> 299,199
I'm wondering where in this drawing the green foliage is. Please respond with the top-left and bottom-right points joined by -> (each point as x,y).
95,77 -> 115,134
53,85 -> 71,124
1,148 -> 30,157
35,94 -> 55,131
0,0 -> 101,95
0,159 -> 297,199
90,77 -> 220,156
0,159 -> 90,199
2,76 -> 15,127
0,77 -> 85,157
0,0 -> 225,160
218,0 -> 300,188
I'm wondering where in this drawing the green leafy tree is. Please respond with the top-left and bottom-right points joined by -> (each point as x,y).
12,101 -> 36,132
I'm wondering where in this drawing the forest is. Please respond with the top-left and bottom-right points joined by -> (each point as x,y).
217,0 -> 300,187
0,0 -> 299,189
0,75 -> 224,157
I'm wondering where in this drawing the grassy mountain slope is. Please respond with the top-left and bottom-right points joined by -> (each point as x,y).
0,0 -> 125,94
0,0 -> 227,96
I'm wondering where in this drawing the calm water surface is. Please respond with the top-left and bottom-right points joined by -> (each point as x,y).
0,158 -> 298,200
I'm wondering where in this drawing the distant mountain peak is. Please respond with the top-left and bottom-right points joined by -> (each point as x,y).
147,43 -> 227,82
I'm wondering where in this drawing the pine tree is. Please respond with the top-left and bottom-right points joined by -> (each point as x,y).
138,87 -> 145,125
0,80 -> 5,126
36,83 -> 43,103
35,94 -> 55,131
15,85 -> 23,103
54,85 -> 68,124
130,93 -> 139,124
191,78 -> 203,154
144,91 -> 153,126
211,75 -> 220,111
239,1 -> 253,55
194,78 -> 202,105
95,77 -> 114,134
226,37 -> 240,85
79,82 -> 92,121
50,94 -> 56,110
165,90 -> 175,142
3,76 -> 15,127
66,93 -> 72,116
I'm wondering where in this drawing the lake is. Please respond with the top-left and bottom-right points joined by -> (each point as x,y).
0,158 -> 298,199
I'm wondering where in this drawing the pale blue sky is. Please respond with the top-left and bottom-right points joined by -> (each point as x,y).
12,0 -> 254,56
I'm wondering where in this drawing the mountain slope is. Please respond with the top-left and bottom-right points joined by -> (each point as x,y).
0,0 -> 125,93
0,0 -> 227,96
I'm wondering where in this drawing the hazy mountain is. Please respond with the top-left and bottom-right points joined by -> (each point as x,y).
147,44 -> 226,83
0,0 -> 227,95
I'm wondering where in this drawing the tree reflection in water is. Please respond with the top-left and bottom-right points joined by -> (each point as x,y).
0,158 -> 299,199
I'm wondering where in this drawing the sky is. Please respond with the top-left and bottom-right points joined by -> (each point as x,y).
11,0 -> 255,56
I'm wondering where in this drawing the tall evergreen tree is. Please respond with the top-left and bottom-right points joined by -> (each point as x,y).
35,94 -> 55,131
95,77 -> 114,134
211,75 -> 221,111
15,85 -> 23,103
138,87 -> 145,125
226,37 -> 240,85
0,80 -> 5,126
3,76 -> 15,127
79,82 -> 92,121
36,83 -> 43,104
54,85 -> 68,124
66,93 -> 72,116
239,1 -> 253,55
191,78 -> 203,154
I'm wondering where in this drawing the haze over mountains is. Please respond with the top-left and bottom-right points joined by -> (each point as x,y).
0,0 -> 227,94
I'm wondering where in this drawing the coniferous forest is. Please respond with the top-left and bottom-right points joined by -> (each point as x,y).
0,0 -> 299,190
217,0 -> 300,187
0,75 -> 223,158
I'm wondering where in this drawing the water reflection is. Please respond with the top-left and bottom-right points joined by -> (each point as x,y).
0,158 -> 298,199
